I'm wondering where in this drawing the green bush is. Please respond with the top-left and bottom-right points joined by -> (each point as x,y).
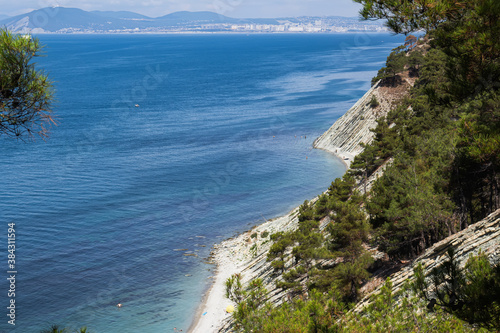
271,259 -> 285,271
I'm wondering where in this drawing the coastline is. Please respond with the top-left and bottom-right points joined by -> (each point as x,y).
189,74 -> 407,333
189,202 -> 320,333
30,31 -> 390,35
316,146 -> 355,169
189,147 -> 353,333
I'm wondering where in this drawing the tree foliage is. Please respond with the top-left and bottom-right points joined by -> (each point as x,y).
40,325 -> 90,333
371,45 -> 406,86
351,19 -> 499,258
340,278 -> 481,332
0,29 -> 54,139
413,250 -> 500,330
355,0 -> 500,98
228,276 -> 482,332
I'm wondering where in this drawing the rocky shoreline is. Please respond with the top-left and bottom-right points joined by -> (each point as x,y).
313,77 -> 415,167
190,205 -> 306,332
190,76 -> 415,333
188,43 -> 500,333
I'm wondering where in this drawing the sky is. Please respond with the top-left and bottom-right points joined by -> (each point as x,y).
0,0 -> 363,19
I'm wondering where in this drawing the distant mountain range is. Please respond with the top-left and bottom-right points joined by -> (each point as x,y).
0,7 -> 386,33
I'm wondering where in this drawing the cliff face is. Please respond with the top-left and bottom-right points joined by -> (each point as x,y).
202,43 -> 500,332
313,78 -> 413,167
207,71 -> 466,333
356,209 -> 500,311
210,77 -> 416,333
312,71 -> 500,314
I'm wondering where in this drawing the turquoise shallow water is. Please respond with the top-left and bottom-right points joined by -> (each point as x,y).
0,33 -> 402,332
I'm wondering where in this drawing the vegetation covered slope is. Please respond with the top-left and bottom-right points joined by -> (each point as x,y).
224,0 -> 500,331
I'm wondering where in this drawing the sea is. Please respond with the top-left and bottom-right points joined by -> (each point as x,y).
0,33 -> 402,332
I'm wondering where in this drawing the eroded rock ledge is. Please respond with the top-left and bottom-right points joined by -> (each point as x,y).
355,209 -> 500,312
313,78 -> 413,167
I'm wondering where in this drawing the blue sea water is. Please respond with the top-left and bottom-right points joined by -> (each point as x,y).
0,33 -> 402,332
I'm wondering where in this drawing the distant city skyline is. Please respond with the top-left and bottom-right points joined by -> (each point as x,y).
0,0 -> 363,19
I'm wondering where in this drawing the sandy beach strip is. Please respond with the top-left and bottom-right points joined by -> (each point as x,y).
188,124 -> 355,333
188,245 -> 239,333
189,154 -> 349,333
188,148 -> 352,332
189,204 -> 307,333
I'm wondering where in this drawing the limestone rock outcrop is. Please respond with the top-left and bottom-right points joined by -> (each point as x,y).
355,209 -> 500,312
313,78 -> 412,167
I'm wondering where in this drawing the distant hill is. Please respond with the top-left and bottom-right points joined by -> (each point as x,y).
91,10 -> 152,20
0,7 -> 384,33
0,7 -> 139,32
0,14 -> 9,20
0,7 -> 248,32
153,11 -> 279,26
0,7 -> 286,32
156,11 -> 237,23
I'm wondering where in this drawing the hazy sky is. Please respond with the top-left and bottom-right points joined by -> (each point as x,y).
0,0 -> 363,18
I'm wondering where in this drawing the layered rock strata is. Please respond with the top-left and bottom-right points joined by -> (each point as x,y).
313,78 -> 413,167
355,209 -> 500,312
